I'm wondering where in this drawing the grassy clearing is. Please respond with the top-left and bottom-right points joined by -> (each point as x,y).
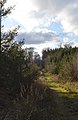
44,72 -> 78,95
42,72 -> 78,120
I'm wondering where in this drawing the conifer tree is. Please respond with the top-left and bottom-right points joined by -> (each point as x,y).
0,0 -> 14,52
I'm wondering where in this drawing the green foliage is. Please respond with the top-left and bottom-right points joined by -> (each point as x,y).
0,0 -> 15,52
42,47 -> 78,81
0,0 -> 41,101
59,53 -> 78,81
0,30 -> 40,98
59,60 -> 72,80
0,1 -> 49,119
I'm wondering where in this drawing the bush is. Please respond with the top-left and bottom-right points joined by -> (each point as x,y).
71,54 -> 78,80
59,54 -> 78,81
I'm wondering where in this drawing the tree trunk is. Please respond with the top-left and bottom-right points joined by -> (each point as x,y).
0,4 -> 1,53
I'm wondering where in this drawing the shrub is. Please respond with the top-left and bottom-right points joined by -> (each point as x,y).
71,54 -> 78,80
59,54 -> 78,81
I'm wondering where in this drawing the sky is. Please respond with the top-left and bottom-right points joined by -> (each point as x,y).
2,0 -> 78,56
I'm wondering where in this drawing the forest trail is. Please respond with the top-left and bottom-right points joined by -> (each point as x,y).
0,72 -> 78,120
42,72 -> 78,120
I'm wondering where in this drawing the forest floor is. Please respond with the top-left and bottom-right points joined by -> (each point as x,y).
41,72 -> 78,120
0,72 -> 78,120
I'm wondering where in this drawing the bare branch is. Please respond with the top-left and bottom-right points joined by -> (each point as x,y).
2,5 -> 15,16
0,0 -> 6,8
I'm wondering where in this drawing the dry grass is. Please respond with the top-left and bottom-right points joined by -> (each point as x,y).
43,72 -> 78,120
44,72 -> 78,93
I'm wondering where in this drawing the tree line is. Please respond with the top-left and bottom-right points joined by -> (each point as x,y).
42,45 -> 78,81
0,0 -> 41,100
0,1 -> 78,119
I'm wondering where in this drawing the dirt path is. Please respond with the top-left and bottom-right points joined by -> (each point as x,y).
0,74 -> 78,120
43,73 -> 78,120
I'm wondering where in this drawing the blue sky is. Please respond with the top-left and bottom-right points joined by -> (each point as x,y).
2,0 -> 78,55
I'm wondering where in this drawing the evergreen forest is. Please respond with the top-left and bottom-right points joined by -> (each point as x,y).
0,0 -> 78,120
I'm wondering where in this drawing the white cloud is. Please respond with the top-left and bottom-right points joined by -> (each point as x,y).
23,40 -> 59,57
36,0 -> 78,33
7,0 -> 38,31
7,0 -> 78,35
16,28 -> 59,44
3,0 -> 78,55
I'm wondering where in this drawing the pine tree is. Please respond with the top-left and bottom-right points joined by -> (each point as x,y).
0,0 -> 14,53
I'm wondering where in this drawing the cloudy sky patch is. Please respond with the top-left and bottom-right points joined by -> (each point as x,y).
2,0 -> 78,55
16,29 -> 59,45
